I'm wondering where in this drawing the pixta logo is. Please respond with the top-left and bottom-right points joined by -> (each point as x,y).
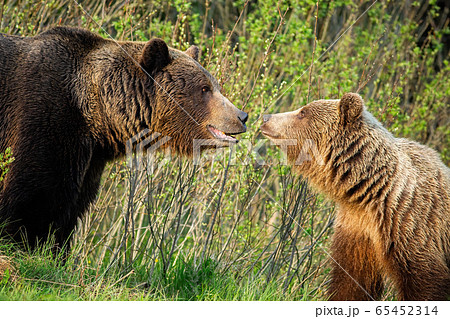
126,129 -> 171,170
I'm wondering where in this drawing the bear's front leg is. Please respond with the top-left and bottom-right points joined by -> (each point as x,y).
389,250 -> 450,301
328,226 -> 384,300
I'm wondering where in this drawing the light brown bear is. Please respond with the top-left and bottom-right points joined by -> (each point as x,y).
260,93 -> 450,301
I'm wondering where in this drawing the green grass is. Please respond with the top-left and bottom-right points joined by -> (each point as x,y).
0,241 -> 324,301
0,0 -> 448,300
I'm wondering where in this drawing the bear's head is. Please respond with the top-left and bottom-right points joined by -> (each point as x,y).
95,38 -> 248,157
260,93 -> 364,167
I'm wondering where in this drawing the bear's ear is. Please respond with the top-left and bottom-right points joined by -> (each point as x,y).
185,45 -> 199,61
338,93 -> 364,124
140,38 -> 171,74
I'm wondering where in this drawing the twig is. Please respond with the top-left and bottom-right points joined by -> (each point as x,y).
200,148 -> 233,263
307,1 -> 320,103
0,0 -> 5,30
21,277 -> 81,288
217,0 -> 250,73
357,32 -> 385,92
111,270 -> 134,287
242,7 -> 288,110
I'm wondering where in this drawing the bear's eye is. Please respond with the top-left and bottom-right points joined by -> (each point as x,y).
202,86 -> 211,93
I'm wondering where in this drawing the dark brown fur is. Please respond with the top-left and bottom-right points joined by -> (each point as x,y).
261,93 -> 450,300
0,27 -> 247,249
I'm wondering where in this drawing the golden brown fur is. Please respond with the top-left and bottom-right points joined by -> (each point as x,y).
261,93 -> 450,300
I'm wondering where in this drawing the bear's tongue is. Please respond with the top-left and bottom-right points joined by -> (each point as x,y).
208,126 -> 237,143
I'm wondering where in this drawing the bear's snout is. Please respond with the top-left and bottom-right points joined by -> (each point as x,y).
260,117 -> 280,139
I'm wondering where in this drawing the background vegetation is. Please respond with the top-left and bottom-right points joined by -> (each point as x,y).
0,0 -> 448,300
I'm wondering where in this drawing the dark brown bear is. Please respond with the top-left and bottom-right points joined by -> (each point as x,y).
0,27 -> 247,249
261,93 -> 450,301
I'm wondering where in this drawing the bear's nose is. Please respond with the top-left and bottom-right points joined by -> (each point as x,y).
262,114 -> 272,123
238,110 -> 248,124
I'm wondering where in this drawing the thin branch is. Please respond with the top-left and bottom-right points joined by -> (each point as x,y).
307,1 -> 320,103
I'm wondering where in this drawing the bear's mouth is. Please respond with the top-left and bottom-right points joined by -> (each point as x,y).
207,125 -> 239,143
260,125 -> 280,139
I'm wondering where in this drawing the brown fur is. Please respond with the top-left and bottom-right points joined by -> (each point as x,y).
0,27 -> 247,249
261,93 -> 450,300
